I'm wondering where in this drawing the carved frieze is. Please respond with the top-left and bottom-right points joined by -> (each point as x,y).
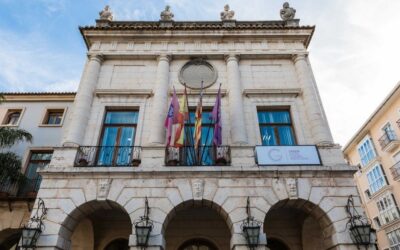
192,179 -> 205,200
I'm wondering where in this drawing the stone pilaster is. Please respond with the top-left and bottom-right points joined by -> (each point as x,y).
293,54 -> 333,145
63,54 -> 103,146
226,54 -> 247,145
149,54 -> 171,145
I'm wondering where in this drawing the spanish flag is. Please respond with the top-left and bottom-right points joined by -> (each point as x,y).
194,95 -> 202,150
174,89 -> 188,147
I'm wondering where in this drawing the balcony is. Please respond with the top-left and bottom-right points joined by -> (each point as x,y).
391,161 -> 400,181
75,146 -> 141,167
0,177 -> 41,208
165,146 -> 231,166
378,130 -> 400,152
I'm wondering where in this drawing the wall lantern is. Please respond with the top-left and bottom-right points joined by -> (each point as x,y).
135,197 -> 154,247
21,198 -> 48,249
241,197 -> 263,249
346,195 -> 377,249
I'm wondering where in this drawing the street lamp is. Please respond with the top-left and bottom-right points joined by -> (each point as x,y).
135,197 -> 154,247
241,197 -> 263,249
21,198 -> 48,249
346,195 -> 377,249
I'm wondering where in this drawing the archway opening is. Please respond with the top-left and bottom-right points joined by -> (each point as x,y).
264,199 -> 331,250
62,200 -> 131,250
104,238 -> 129,250
178,238 -> 218,250
164,200 -> 231,250
266,238 -> 289,250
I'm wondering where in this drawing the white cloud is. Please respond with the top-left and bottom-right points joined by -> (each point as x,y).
0,29 -> 79,92
1,0 -> 399,146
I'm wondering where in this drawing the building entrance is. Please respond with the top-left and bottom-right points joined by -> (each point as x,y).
164,200 -> 231,250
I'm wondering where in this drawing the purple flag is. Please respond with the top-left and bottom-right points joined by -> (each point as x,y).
211,85 -> 222,146
165,88 -> 179,146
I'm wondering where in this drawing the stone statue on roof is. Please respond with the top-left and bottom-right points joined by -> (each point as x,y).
160,5 -> 174,21
99,5 -> 113,21
280,2 -> 296,21
220,4 -> 235,21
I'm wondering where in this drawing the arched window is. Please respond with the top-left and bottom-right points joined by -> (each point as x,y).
178,239 -> 218,250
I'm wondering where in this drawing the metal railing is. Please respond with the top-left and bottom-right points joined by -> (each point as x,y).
379,130 -> 398,149
0,177 -> 41,198
391,161 -> 400,180
75,146 -> 141,167
165,145 -> 231,166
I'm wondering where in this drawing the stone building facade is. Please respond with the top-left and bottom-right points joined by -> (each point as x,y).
344,82 -> 400,250
0,93 -> 75,249
0,4 -> 367,250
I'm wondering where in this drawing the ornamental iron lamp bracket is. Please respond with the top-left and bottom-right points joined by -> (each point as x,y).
135,197 -> 154,248
345,195 -> 377,250
21,198 -> 48,249
241,197 -> 263,249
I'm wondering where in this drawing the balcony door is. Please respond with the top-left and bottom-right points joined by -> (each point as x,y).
185,110 -> 214,165
98,110 -> 138,166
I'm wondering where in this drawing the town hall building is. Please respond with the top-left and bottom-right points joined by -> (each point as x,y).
0,3 -> 375,250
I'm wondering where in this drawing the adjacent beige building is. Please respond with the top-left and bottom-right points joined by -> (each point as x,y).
0,4 -> 375,250
0,92 -> 75,249
344,82 -> 400,250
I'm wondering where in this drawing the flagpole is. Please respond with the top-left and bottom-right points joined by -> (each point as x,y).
196,80 -> 204,165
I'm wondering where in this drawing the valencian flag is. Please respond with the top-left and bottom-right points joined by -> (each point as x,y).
211,84 -> 222,146
194,82 -> 204,150
164,88 -> 180,146
174,88 -> 188,147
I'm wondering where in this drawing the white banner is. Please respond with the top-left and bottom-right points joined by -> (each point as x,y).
255,145 -> 321,165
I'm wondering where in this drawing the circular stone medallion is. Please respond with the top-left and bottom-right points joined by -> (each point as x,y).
178,59 -> 218,89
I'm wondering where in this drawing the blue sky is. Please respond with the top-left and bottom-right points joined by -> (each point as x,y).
1,0 -> 400,145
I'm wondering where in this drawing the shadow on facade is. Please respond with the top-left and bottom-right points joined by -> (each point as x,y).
60,200 -> 131,250
265,199 -> 333,250
163,200 -> 232,250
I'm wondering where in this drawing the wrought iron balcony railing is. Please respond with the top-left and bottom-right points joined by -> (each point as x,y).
165,145 -> 231,166
391,161 -> 400,181
75,146 -> 141,167
379,130 -> 398,149
0,177 -> 41,198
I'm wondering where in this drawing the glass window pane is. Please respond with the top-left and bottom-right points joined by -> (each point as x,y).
119,127 -> 135,147
260,126 -> 277,146
277,126 -> 295,145
101,127 -> 118,146
105,111 -> 138,124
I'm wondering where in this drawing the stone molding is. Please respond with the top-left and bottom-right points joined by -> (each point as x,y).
157,54 -> 171,62
88,53 -> 104,63
243,88 -> 301,98
95,89 -> 153,98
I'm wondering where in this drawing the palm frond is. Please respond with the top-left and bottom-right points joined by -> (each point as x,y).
0,127 -> 33,148
0,152 -> 25,182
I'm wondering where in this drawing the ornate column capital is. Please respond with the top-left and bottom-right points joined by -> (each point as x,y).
292,53 -> 308,63
224,54 -> 240,63
158,54 -> 171,63
88,53 -> 104,63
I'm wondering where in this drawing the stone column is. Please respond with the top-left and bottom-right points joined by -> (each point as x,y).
63,54 -> 103,146
149,54 -> 171,145
293,54 -> 333,145
226,54 -> 247,144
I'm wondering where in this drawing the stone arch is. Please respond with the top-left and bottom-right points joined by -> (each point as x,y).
264,198 -> 334,250
162,199 -> 233,250
59,199 -> 132,250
